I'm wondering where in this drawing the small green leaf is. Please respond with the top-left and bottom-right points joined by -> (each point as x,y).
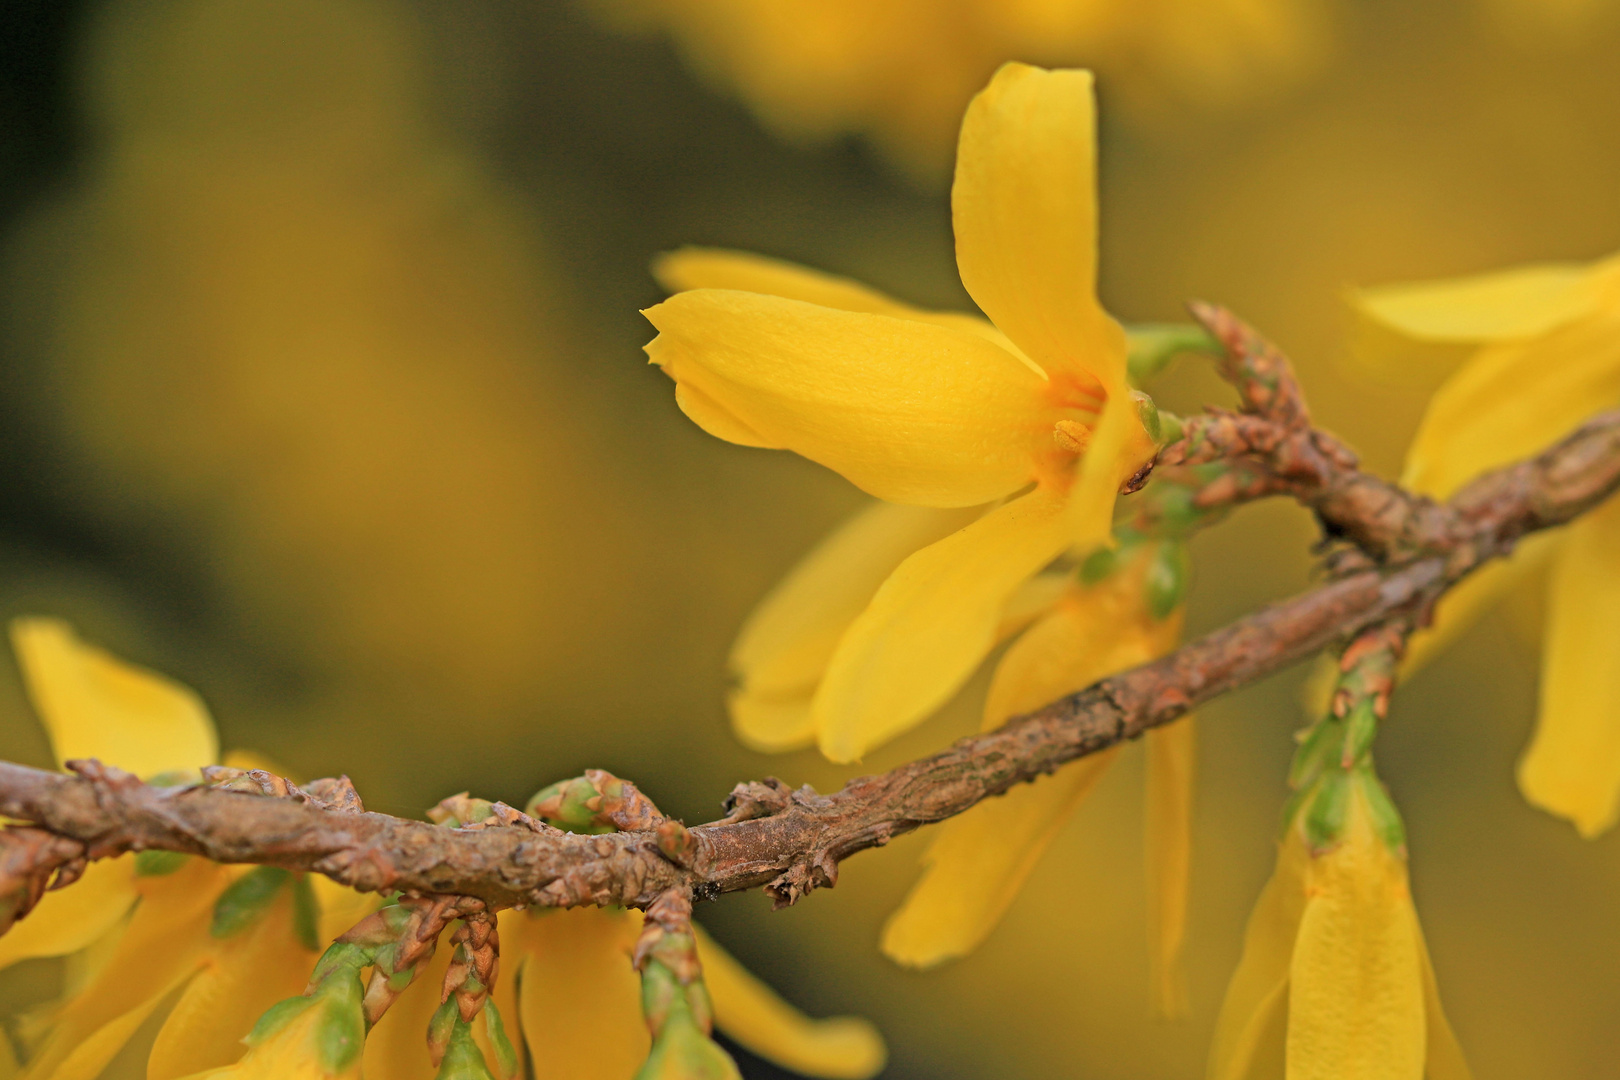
1144,541 -> 1190,621
484,1001 -> 519,1080
211,866 -> 290,938
1079,545 -> 1117,584
1303,772 -> 1351,851
133,850 -> 190,877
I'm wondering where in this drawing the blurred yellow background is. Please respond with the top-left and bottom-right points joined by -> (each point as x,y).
1,1 -> 1619,1077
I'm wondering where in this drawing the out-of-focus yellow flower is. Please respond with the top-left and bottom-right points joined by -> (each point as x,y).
1355,253 -> 1620,836
1208,776 -> 1470,1080
0,618 -> 357,1080
647,63 -> 1156,763
874,544 -> 1193,1012
589,0 -> 1326,179
503,906 -> 885,1080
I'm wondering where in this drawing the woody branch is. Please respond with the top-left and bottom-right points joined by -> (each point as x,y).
2,305 -> 1618,925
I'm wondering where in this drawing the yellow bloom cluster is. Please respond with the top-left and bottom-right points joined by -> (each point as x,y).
1356,252 -> 1620,836
0,619 -> 884,1080
590,0 -> 1327,177
646,61 -> 1195,1011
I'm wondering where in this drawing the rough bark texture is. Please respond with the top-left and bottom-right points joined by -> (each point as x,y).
3,306 -> 1619,920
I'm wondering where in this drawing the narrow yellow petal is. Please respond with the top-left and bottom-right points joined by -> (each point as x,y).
11,618 -> 218,777
361,942 -> 452,1080
1065,390 -> 1150,550
0,857 -> 137,972
1356,258 -> 1617,343
1207,839 -> 1309,1080
149,887 -> 316,1079
995,570 -> 1070,639
813,487 -> 1072,762
731,502 -> 983,700
32,994 -> 169,1080
1402,531 -> 1558,679
727,693 -> 816,754
514,908 -> 648,1080
644,289 -> 1047,507
694,924 -> 885,1079
652,246 -> 1034,363
1519,500 -> 1620,836
881,752 -> 1118,968
1412,910 -> 1474,1080
1145,718 -> 1196,1018
1285,794 -> 1425,1080
21,859 -> 227,1080
952,63 -> 1125,382
1401,308 -> 1620,499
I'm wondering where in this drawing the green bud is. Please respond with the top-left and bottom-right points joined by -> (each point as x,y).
1125,323 -> 1222,384
292,874 -> 320,951
635,994 -> 742,1080
526,776 -> 618,834
483,1001 -> 519,1080
1287,719 -> 1343,791
434,1018 -> 497,1080
1355,769 -> 1407,854
1302,772 -> 1351,851
1144,541 -> 1190,621
133,850 -> 189,877
211,866 -> 290,938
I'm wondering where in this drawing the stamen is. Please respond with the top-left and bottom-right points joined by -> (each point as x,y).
1053,419 -> 1090,453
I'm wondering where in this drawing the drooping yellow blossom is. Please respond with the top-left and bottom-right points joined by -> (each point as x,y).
1208,777 -> 1470,1080
502,906 -> 885,1080
1355,252 -> 1620,836
878,544 -> 1194,1014
646,63 -> 1157,764
0,619 -> 357,1080
589,0 -> 1326,179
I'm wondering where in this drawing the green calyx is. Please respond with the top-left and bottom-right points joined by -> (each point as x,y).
133,850 -> 189,876
635,989 -> 741,1080
312,962 -> 367,1073
1125,322 -> 1222,384
211,866 -> 291,938
1144,541 -> 1190,621
433,1015 -> 498,1080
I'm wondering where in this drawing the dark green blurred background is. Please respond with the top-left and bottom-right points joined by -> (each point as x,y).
1,1 -> 1619,1076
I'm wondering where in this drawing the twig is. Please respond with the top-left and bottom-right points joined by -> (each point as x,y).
1,309 -> 1618,920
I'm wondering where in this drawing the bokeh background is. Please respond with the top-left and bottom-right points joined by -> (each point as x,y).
1,1 -> 1619,1076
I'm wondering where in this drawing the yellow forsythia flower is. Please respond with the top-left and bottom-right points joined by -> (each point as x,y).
646,62 -> 1157,764
1208,777 -> 1470,1080
0,619 -> 356,1080
1355,252 -> 1620,836
588,0 -> 1326,179
499,907 -> 883,1080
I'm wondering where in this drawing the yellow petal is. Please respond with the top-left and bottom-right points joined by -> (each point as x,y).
21,858 -> 227,1080
952,64 -> 1125,383
731,501 -> 983,701
0,856 -> 137,972
1285,793 -> 1425,1080
881,753 -> 1118,968
10,618 -> 218,777
149,885 -> 316,1079
694,924 -> 885,1079
513,907 -> 648,1080
1402,530 -> 1559,679
309,875 -> 378,947
1145,718 -> 1196,1018
1065,390 -> 1150,550
361,940 -> 453,1080
995,570 -> 1070,638
673,380 -> 776,449
652,246 -> 1031,359
1413,910 -> 1474,1080
1356,258 -> 1617,343
813,487 -> 1072,762
882,587 -> 1160,967
1207,838 -> 1309,1080
1401,307 -> 1620,499
1519,498 -> 1620,836
644,289 -> 1047,507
